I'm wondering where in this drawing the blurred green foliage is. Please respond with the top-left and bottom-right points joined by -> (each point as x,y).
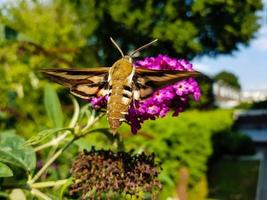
0,0 -> 263,199
236,99 -> 267,109
0,130 -> 36,193
211,130 -> 255,162
0,130 -> 36,172
208,159 -> 259,200
0,0 -> 83,134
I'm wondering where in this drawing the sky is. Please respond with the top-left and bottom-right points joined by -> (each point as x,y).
192,3 -> 267,92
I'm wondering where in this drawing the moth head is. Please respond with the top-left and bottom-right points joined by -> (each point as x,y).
123,55 -> 133,63
110,37 -> 158,63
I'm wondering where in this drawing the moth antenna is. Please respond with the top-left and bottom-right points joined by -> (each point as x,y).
110,37 -> 124,57
130,39 -> 158,57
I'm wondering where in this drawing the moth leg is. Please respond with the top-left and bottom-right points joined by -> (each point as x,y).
98,107 -> 107,112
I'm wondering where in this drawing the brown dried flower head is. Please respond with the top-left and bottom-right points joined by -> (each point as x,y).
70,148 -> 162,199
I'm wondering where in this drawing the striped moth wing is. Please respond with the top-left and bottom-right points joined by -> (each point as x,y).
133,68 -> 201,100
41,67 -> 200,102
41,68 -> 110,99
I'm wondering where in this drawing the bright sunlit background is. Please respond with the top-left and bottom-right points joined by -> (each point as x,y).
193,1 -> 267,91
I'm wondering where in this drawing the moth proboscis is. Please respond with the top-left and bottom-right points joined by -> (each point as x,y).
41,38 -> 201,134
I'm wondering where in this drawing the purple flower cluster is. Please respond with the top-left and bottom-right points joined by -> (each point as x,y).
90,54 -> 201,133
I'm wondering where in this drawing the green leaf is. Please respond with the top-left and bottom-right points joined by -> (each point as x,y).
24,127 -> 73,147
44,84 -> 63,128
59,178 -> 73,200
0,162 -> 13,177
0,130 -> 36,172
68,96 -> 80,128
9,189 -> 26,200
0,191 -> 9,198
159,173 -> 175,186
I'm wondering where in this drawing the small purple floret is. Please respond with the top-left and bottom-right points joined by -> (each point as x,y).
90,95 -> 108,110
90,54 -> 201,134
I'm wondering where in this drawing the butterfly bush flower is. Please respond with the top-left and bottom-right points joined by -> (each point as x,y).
90,54 -> 201,133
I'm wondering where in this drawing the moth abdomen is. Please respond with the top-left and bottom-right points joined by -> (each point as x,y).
122,93 -> 131,98
107,83 -> 133,134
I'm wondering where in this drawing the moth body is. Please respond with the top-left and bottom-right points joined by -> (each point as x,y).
41,38 -> 201,135
107,57 -> 134,134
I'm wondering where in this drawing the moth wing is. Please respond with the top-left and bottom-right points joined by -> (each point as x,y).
41,67 -> 110,99
134,68 -> 201,100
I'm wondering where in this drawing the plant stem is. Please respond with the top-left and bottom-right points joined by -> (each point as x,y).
81,110 -> 96,132
31,179 -> 69,188
0,192 -> 9,198
29,112 -> 104,185
34,131 -> 69,152
68,96 -> 80,128
81,112 -> 104,134
33,96 -> 79,153
0,184 -> 29,190
30,137 -> 75,184
31,188 -> 52,200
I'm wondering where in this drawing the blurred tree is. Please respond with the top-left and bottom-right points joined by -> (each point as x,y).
1,0 -> 263,65
214,70 -> 241,90
0,0 -> 263,68
0,0 -> 88,134
67,0 -> 263,64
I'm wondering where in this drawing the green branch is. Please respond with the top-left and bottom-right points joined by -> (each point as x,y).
29,137 -> 75,184
31,179 -> 69,189
31,188 -> 52,200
